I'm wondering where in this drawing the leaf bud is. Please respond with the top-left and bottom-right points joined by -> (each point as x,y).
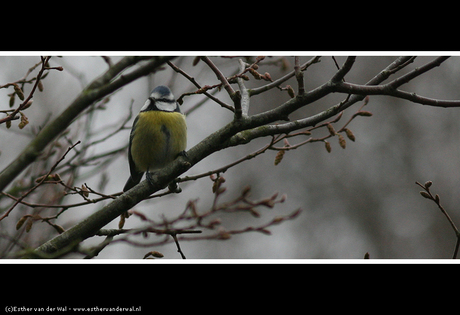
81,184 -> 89,197
363,95 -> 370,106
344,128 -> 355,141
16,215 -> 29,230
25,217 -> 33,233
143,251 -> 164,259
286,85 -> 295,98
118,215 -> 125,229
249,67 -> 262,80
326,123 -> 336,136
21,99 -> 33,110
14,84 -> 25,100
274,150 -> 285,166
218,230 -> 232,240
192,56 -> 201,66
272,216 -> 284,224
338,134 -> 346,149
263,72 -> 272,81
9,93 -> 15,107
18,112 -> 29,129
419,191 -> 431,199
356,111 -> 373,117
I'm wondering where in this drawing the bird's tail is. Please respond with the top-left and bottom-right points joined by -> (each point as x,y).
123,173 -> 143,192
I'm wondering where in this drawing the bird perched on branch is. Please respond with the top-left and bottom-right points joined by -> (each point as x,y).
123,85 -> 187,192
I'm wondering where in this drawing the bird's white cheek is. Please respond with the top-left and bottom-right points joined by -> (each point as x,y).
140,99 -> 151,111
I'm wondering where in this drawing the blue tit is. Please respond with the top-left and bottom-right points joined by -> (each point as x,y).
123,85 -> 187,192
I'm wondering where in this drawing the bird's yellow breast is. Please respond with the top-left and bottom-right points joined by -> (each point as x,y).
130,111 -> 186,173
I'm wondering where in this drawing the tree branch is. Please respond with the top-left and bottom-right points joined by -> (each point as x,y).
249,56 -> 321,96
200,56 -> 241,107
167,60 -> 234,112
236,59 -> 250,119
330,56 -> 356,83
30,55 -> 459,258
416,181 -> 460,259
0,56 -> 174,192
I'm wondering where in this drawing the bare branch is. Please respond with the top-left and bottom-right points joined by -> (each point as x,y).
200,56 -> 241,107
249,56 -> 321,96
416,181 -> 460,258
167,60 -> 234,112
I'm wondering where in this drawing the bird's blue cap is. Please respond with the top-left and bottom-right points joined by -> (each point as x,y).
151,85 -> 173,98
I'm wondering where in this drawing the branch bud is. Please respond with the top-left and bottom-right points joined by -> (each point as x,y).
363,95 -> 370,106
419,191 -> 431,199
326,123 -> 336,136
9,93 -> 15,107
192,56 -> 201,66
13,84 -> 24,100
18,112 -> 29,129
263,72 -> 272,81
344,128 -> 355,141
21,99 -> 33,110
218,229 -> 231,240
356,111 -> 373,117
274,150 -> 285,166
248,67 -> 262,80
25,217 -> 33,232
338,134 -> 346,149
81,184 -> 89,197
143,251 -> 164,259
16,215 -> 30,230
286,85 -> 295,98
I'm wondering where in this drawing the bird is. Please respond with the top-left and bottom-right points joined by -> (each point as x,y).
123,85 -> 187,192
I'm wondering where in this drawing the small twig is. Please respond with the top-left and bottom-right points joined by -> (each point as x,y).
167,60 -> 234,112
294,57 -> 305,95
0,56 -> 54,125
200,57 -> 241,107
0,140 -> 81,222
170,233 -> 186,259
416,181 -> 460,259
249,56 -> 321,97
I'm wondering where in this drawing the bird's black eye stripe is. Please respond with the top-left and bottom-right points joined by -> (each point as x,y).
155,98 -> 175,103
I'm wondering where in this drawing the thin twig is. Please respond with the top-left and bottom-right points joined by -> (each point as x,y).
200,57 -> 236,99
416,181 -> 460,259
0,140 -> 81,222
167,60 -> 234,112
